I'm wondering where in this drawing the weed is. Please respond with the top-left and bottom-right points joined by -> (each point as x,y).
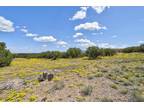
94,72 -> 103,77
120,88 -> 128,94
110,84 -> 118,89
29,95 -> 37,102
101,97 -> 113,102
76,96 -> 85,102
133,89 -> 144,102
81,85 -> 93,96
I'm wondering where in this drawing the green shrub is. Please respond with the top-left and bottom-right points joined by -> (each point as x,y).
120,88 -> 128,94
29,95 -> 37,102
110,84 -> 118,89
86,46 -> 100,59
133,89 -> 144,102
48,81 -> 65,93
101,97 -> 113,102
100,48 -> 116,56
0,42 -> 13,67
76,96 -> 85,102
66,48 -> 82,58
94,72 -> 103,77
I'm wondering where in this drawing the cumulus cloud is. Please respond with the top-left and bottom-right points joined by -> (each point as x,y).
74,22 -> 107,31
57,40 -> 68,47
0,16 -> 15,32
75,38 -> 96,48
70,7 -> 88,20
91,6 -> 109,14
26,33 -> 38,37
33,36 -> 56,42
73,32 -> 83,38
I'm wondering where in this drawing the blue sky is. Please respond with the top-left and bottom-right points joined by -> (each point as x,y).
0,6 -> 144,53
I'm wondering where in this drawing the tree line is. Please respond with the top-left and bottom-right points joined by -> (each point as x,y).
14,47 -> 116,60
0,42 -> 144,67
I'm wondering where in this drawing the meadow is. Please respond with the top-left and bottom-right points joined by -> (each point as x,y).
0,53 -> 144,102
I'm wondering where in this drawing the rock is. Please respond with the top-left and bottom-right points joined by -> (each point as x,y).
38,72 -> 54,82
47,74 -> 54,81
38,74 -> 45,82
43,72 -> 48,79
0,78 -> 24,91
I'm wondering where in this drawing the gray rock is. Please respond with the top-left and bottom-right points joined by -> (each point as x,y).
0,78 -> 24,91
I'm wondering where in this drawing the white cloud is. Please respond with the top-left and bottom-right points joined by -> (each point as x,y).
74,22 -> 107,31
75,38 -> 96,48
20,28 -> 28,33
26,33 -> 38,37
70,7 -> 88,20
0,16 -> 15,32
80,7 -> 88,11
75,38 -> 91,43
91,6 -> 109,14
33,36 -> 56,42
57,40 -> 68,47
92,32 -> 103,35
19,26 -> 38,37
73,32 -> 83,38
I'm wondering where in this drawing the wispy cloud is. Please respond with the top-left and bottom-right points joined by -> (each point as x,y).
26,33 -> 38,37
20,28 -> 28,33
70,7 -> 88,20
73,32 -> 84,38
33,36 -> 57,42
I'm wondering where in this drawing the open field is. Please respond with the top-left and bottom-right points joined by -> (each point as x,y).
0,53 -> 144,102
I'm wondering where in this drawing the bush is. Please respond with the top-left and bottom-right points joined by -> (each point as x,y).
29,95 -> 37,102
86,46 -> 100,59
122,44 -> 144,53
81,85 -> 93,96
100,48 -> 116,56
0,42 -> 13,67
110,84 -> 118,89
133,89 -> 144,102
48,81 -> 65,93
66,48 -> 82,58
120,88 -> 128,94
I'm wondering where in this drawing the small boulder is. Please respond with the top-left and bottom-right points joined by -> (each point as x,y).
38,74 -> 45,82
47,74 -> 54,81
38,73 -> 54,82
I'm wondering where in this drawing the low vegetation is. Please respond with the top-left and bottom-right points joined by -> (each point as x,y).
0,42 -> 144,102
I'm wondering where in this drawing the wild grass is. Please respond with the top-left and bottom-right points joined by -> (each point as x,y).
0,53 -> 144,101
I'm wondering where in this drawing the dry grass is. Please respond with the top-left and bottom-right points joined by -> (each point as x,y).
0,53 -> 144,101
